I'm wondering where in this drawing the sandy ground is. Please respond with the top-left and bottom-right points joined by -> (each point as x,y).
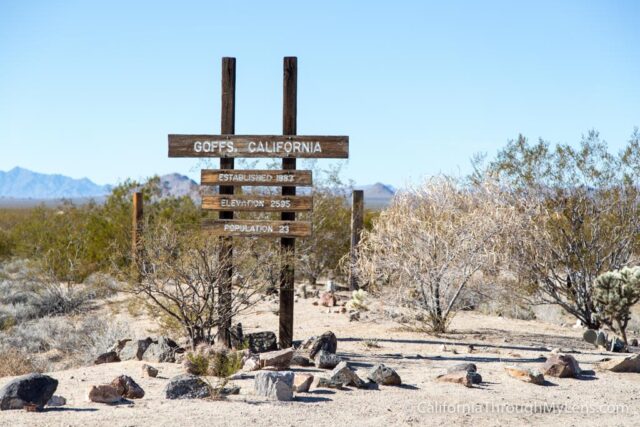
1,294 -> 639,427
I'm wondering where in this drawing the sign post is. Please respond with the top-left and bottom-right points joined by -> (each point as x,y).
349,190 -> 364,291
168,56 -> 349,349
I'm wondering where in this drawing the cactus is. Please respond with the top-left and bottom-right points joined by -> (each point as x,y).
593,266 -> 640,345
346,289 -> 369,311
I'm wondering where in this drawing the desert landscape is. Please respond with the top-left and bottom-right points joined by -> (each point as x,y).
1,284 -> 640,427
2,2 -> 640,426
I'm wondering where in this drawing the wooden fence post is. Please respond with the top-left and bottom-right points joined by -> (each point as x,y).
132,191 -> 143,282
349,190 -> 364,291
279,56 -> 297,349
218,57 -> 236,347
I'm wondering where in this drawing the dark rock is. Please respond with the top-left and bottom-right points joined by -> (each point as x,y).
142,364 -> 158,378
0,374 -> 58,410
314,350 -> 341,369
541,354 -> 581,378
87,385 -> 121,404
143,336 -> 181,363
309,331 -> 337,359
367,364 -> 402,386
330,362 -> 366,388
165,374 -> 211,400
94,351 -> 120,365
120,338 -> 153,361
246,331 -> 278,354
446,363 -> 477,374
291,352 -> 312,367
111,375 -> 145,399
314,377 -> 344,389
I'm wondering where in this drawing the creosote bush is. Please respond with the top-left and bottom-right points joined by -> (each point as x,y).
356,176 -> 522,333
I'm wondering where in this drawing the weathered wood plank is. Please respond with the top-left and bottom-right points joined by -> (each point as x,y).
168,134 -> 348,158
203,219 -> 312,238
201,169 -> 313,187
202,195 -> 313,212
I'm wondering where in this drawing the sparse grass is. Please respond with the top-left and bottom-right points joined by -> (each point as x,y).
362,338 -> 381,349
0,348 -> 42,378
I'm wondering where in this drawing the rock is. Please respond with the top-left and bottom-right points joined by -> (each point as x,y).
119,338 -> 153,361
598,354 -> 640,373
108,338 -> 131,354
142,364 -> 158,378
436,371 -> 475,388
259,348 -> 294,370
314,350 -> 341,369
293,374 -> 314,393
246,331 -> 278,354
596,330 -> 608,347
610,337 -> 626,353
291,352 -> 313,367
446,363 -> 477,374
367,364 -> 402,385
220,385 -> 240,396
314,377 -> 344,390
0,373 -> 58,410
348,311 -> 360,322
330,362 -> 366,388
541,354 -> 581,378
46,395 -> 66,407
111,375 -> 145,399
254,371 -> 294,401
504,366 -> 545,385
312,301 -> 319,306
87,385 -> 122,404
319,292 -> 337,307
94,351 -> 120,365
165,374 -> 211,400
143,336 -> 181,363
308,331 -> 338,358
583,329 -> 597,345
242,355 -> 260,372
631,338 -> 639,347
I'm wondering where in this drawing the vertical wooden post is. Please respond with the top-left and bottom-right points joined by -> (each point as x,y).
132,191 -> 143,281
279,56 -> 297,349
349,190 -> 364,291
218,57 -> 235,347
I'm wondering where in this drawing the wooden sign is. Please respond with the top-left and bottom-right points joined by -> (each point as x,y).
169,135 -> 348,158
203,219 -> 312,238
202,195 -> 313,212
201,169 -> 312,187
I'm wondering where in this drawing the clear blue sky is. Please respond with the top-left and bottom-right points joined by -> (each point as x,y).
1,0 -> 638,187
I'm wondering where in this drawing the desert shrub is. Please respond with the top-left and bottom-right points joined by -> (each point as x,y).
481,130 -> 640,329
593,266 -> 640,344
0,315 -> 131,368
356,176 -> 522,333
185,346 -> 243,378
186,352 -> 210,376
129,220 -> 270,349
0,348 -> 41,378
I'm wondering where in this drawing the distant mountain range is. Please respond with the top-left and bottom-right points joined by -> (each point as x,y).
0,167 -> 111,199
0,167 -> 395,208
